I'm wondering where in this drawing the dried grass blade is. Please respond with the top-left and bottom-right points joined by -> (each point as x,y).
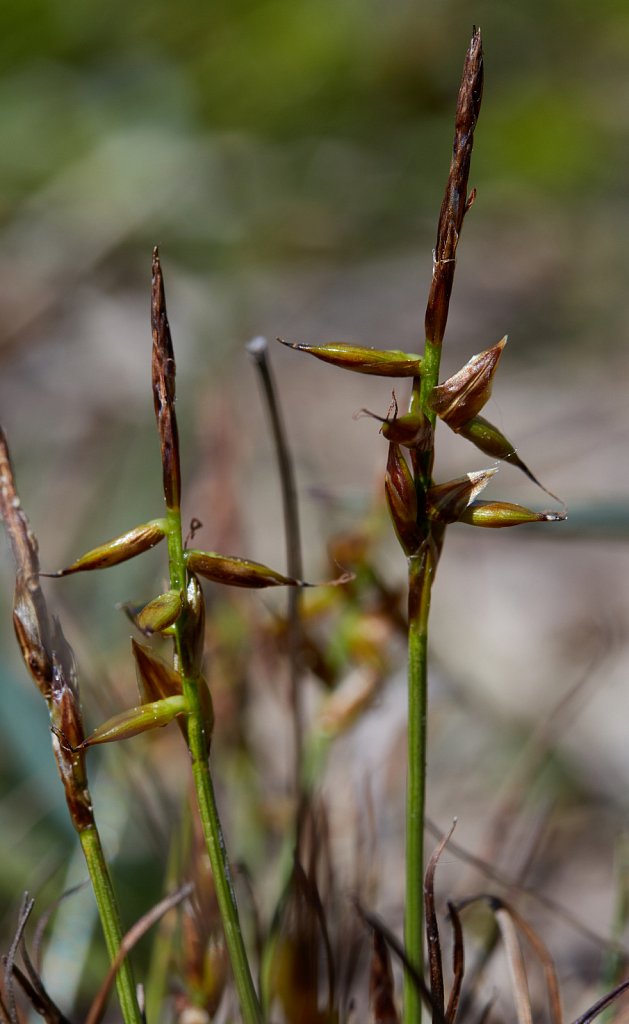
445,900 -> 464,1024
499,900 -> 563,1024
354,901 -> 446,1024
8,957 -> 71,1024
427,817 -> 622,957
3,895 -> 34,1024
570,980 -> 629,1024
424,821 -> 457,1019
493,905 -> 532,1024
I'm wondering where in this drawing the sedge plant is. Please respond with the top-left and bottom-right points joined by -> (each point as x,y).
279,26 -> 565,1024
0,27 -> 573,1024
0,252 -> 331,1023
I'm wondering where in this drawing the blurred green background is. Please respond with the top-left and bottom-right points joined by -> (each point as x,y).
1,0 -> 629,1014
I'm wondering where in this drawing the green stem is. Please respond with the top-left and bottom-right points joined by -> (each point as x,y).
166,507 -> 263,1024
403,548 -> 433,1024
79,826 -> 142,1024
404,331 -> 443,1024
417,339 -> 441,487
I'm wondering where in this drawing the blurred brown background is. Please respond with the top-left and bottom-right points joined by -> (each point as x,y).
1,0 -> 629,1015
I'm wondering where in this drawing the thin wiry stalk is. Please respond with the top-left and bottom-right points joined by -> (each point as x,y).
151,249 -> 263,1024
404,30 -> 483,1024
246,335 -> 304,800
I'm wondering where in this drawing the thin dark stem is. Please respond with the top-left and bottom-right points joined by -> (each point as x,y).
247,336 -> 304,797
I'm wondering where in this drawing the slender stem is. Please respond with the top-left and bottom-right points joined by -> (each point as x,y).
403,336 -> 443,1024
247,336 -> 304,799
403,34 -> 482,1021
404,547 -> 433,1024
166,506 -> 263,1024
79,826 -> 142,1024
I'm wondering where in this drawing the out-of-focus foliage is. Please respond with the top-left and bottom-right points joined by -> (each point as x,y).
2,3 -> 629,1018
2,0 -> 628,251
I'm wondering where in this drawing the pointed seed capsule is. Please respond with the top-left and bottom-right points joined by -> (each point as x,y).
83,695 -> 187,746
137,589 -> 183,633
44,520 -> 168,577
278,338 -> 422,377
456,415 -> 564,505
459,500 -> 567,528
357,403 -> 432,451
429,336 -> 507,430
384,443 -> 421,556
381,411 -> 432,450
132,638 -> 182,701
427,468 -> 498,524
185,550 -> 306,589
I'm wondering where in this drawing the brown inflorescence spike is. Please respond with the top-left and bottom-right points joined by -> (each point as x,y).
425,27 -> 483,347
151,247 -> 182,511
